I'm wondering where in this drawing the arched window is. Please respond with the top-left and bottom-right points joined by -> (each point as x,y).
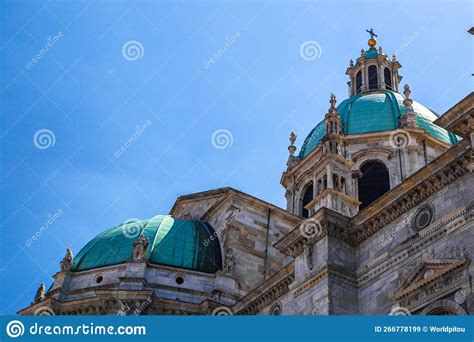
384,68 -> 392,90
358,161 -> 390,210
301,182 -> 314,218
355,71 -> 362,94
368,65 -> 378,89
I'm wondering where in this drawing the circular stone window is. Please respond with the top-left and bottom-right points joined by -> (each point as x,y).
175,274 -> 185,285
95,275 -> 104,284
412,205 -> 435,231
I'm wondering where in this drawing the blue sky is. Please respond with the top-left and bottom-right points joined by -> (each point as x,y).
1,0 -> 472,314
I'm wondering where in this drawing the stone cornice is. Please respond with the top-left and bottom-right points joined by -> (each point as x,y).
350,139 -> 471,244
305,188 -> 361,209
274,207 -> 351,257
233,263 -> 294,315
434,92 -> 474,138
171,187 -> 301,225
292,263 -> 357,298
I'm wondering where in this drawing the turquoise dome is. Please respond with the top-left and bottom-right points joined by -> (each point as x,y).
299,90 -> 458,158
70,215 -> 222,273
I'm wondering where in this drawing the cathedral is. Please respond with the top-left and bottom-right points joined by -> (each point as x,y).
19,34 -> 474,316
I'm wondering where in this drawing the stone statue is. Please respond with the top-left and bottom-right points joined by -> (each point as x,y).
304,244 -> 313,270
223,248 -> 235,274
34,283 -> 46,303
60,248 -> 73,271
132,233 -> 149,260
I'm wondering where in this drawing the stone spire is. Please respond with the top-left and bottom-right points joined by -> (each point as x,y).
323,93 -> 344,154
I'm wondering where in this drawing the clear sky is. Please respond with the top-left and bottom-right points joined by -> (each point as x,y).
1,0 -> 472,314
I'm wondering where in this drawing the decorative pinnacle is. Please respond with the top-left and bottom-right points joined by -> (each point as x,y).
288,132 -> 297,156
349,59 -> 354,67
378,46 -> 383,54
392,54 -> 397,62
403,84 -> 413,108
361,49 -> 365,57
329,93 -> 337,108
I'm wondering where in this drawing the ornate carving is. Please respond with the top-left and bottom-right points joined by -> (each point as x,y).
223,248 -> 235,275
394,258 -> 470,311
132,233 -> 149,260
60,248 -> 73,271
304,244 -> 313,270
33,283 -> 46,304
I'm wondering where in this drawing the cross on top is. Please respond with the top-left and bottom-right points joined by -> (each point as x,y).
366,28 -> 378,39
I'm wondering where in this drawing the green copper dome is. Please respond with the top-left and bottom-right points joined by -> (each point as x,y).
70,215 -> 222,273
298,90 -> 458,158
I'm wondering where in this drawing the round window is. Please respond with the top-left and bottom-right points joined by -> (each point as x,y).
175,275 -> 185,285
413,205 -> 434,231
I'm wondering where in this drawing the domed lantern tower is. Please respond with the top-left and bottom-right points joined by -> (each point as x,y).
281,30 -> 458,219
346,29 -> 402,96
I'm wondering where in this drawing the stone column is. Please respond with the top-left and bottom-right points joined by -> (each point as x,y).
327,165 -> 334,189
380,65 -> 385,89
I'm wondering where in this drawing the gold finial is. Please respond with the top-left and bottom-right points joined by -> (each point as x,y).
366,28 -> 378,47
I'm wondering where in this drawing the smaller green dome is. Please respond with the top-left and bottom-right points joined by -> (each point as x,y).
71,215 -> 222,273
365,48 -> 378,59
298,90 -> 458,158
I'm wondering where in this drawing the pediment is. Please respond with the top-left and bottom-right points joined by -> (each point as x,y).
394,258 -> 470,311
